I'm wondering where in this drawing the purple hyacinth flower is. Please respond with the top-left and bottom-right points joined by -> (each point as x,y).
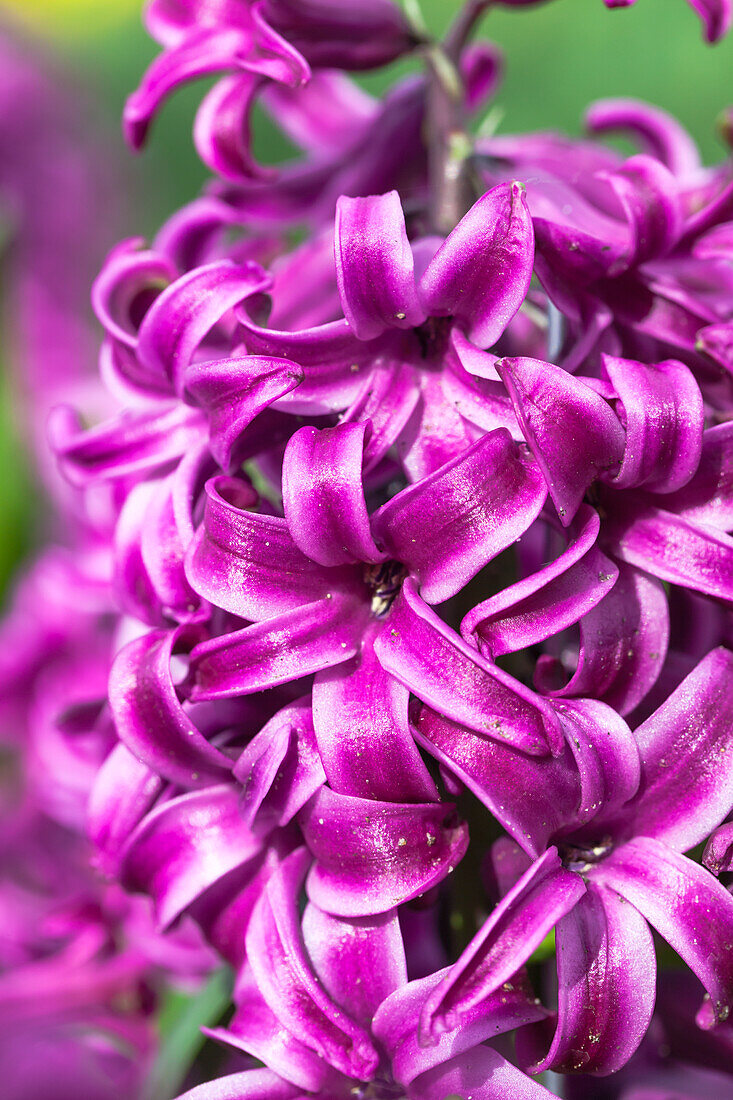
185,419 -> 563,762
415,647 -> 733,1075
238,182 -> 533,479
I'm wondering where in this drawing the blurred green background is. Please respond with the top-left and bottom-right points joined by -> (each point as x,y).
0,0 -> 731,592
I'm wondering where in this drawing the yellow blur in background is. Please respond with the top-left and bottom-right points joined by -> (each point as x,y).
0,0 -> 140,35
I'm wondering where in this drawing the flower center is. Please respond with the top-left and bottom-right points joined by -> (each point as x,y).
364,560 -> 408,618
558,838 -> 613,874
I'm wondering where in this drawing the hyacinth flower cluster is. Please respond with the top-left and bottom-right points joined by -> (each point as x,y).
4,0 -> 733,1096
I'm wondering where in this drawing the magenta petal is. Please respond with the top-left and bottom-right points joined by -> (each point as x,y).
262,71 -> 376,156
594,837 -> 733,1024
88,744 -> 163,877
193,72 -> 271,183
704,821 -> 733,875
301,903 -> 407,1029
586,98 -> 701,177
335,191 -> 425,340
120,785 -> 263,927
139,456 -> 203,615
109,626 -> 232,789
137,260 -> 272,390
659,423 -> 733,530
499,357 -> 625,524
300,787 -> 468,917
191,594 -> 369,699
312,624 -> 437,802
619,647 -> 733,851
462,506 -> 618,657
375,579 -> 563,756
373,429 -> 547,604
411,1046 -> 554,1100
245,847 -> 380,1080
536,561 -> 669,716
604,355 -> 704,493
91,239 -> 177,350
418,182 -> 534,349
205,966 -> 333,1092
186,476 -> 353,620
238,316 -> 370,413
601,154 -> 682,267
50,403 -> 206,487
521,881 -> 655,1076
419,848 -> 585,1041
414,707 -> 581,858
232,699 -> 326,833
687,0 -> 732,42
175,1068 -> 302,1100
124,12 -> 308,148
282,422 -> 384,566
607,501 -> 733,604
697,320 -> 733,377
185,354 -> 303,470
340,358 -> 421,470
374,966 -> 545,1087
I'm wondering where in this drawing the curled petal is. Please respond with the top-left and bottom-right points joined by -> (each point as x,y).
462,506 -> 618,657
245,847 -> 380,1080
604,355 -> 703,493
282,422 -> 384,566
194,72 -> 271,183
419,848 -> 585,1041
594,837 -> 733,1025
339,357 -> 421,470
232,699 -> 326,833
263,71 -> 376,156
110,626 -> 231,788
697,321 -> 733,377
187,476 -> 354,621
686,0 -> 732,42
374,965 -> 544,1087
191,594 -> 369,699
414,707 -> 581,858
601,154 -> 683,267
419,182 -> 534,349
263,0 -> 415,70
606,500 -> 733,604
335,191 -> 425,340
124,9 -> 309,149
121,785 -> 263,927
88,744 -> 163,876
137,260 -> 272,390
91,239 -> 177,350
50,404 -> 205,487
519,881 -> 655,1076
704,821 -> 733,875
373,428 -> 547,603
535,562 -> 669,716
176,1067 -> 302,1100
376,580 -> 563,756
586,98 -> 700,177
301,903 -> 407,1029
412,1046 -> 554,1100
618,647 -> 733,851
312,624 -> 437,802
185,354 -> 303,470
499,357 -> 625,525
239,316 -> 369,413
300,787 -> 468,917
206,966 -> 334,1092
